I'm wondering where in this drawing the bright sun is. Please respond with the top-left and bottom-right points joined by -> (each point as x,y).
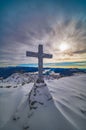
59,42 -> 69,51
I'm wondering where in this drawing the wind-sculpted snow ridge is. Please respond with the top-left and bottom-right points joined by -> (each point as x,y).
46,74 -> 86,130
0,74 -> 86,130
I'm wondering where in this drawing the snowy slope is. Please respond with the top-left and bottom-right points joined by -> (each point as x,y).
0,74 -> 86,130
47,75 -> 86,130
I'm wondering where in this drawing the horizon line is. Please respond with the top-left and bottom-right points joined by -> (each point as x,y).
0,61 -> 86,69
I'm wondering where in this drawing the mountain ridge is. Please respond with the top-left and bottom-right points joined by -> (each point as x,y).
0,66 -> 86,79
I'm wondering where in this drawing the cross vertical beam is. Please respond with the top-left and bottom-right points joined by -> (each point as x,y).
38,45 -> 43,79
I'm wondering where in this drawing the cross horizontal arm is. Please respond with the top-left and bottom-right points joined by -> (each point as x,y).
26,51 -> 38,57
43,53 -> 53,58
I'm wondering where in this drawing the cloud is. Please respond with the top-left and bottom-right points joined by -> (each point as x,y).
0,0 -> 86,66
73,49 -> 86,54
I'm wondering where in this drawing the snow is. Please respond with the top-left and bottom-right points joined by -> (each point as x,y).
0,73 -> 36,88
0,74 -> 86,130
28,80 -> 53,110
0,72 -> 60,88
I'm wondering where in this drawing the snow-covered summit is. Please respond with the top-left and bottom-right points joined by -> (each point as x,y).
0,74 -> 86,130
0,73 -> 37,88
0,72 -> 60,88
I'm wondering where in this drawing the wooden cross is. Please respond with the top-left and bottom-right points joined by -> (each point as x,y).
26,44 -> 53,80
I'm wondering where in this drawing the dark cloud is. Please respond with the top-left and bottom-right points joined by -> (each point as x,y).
73,49 -> 86,54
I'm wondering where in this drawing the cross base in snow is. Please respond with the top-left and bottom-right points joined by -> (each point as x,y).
36,77 -> 45,83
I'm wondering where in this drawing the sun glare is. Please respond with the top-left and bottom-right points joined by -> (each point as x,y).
59,42 -> 69,51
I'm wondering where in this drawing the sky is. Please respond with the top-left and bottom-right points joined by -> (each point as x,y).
0,0 -> 86,68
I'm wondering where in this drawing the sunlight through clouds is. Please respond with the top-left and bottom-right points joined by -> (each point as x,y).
0,0 -> 86,67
